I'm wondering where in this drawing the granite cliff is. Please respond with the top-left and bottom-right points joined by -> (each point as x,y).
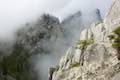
49,0 -> 120,80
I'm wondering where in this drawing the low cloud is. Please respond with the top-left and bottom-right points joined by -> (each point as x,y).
0,0 -> 112,40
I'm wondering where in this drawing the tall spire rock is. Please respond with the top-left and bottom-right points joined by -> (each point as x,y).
95,8 -> 102,21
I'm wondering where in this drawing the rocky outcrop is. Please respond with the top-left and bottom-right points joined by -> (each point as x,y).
15,14 -> 64,55
0,14 -> 64,80
49,0 -> 120,80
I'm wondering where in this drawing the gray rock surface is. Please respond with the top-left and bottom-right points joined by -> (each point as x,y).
49,0 -> 120,80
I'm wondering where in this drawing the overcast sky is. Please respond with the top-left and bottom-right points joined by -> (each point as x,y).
0,0 -> 112,40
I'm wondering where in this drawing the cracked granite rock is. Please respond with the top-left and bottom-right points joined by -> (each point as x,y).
49,0 -> 120,80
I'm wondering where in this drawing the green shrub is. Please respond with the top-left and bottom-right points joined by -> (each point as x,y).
113,26 -> 120,34
70,63 -> 80,68
76,39 -> 94,49
108,26 -> 120,60
111,27 -> 120,48
108,34 -> 116,40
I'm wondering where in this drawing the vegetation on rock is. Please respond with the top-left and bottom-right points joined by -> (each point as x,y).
75,38 -> 94,66
108,26 -> 120,60
76,38 -> 94,50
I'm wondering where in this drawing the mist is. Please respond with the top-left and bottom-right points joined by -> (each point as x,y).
0,0 -> 112,40
55,0 -> 112,20
0,0 -> 112,80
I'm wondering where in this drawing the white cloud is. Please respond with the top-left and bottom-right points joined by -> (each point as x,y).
0,0 -> 112,40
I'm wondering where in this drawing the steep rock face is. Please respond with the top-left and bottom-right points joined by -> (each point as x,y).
49,0 -> 120,80
104,0 -> 120,37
